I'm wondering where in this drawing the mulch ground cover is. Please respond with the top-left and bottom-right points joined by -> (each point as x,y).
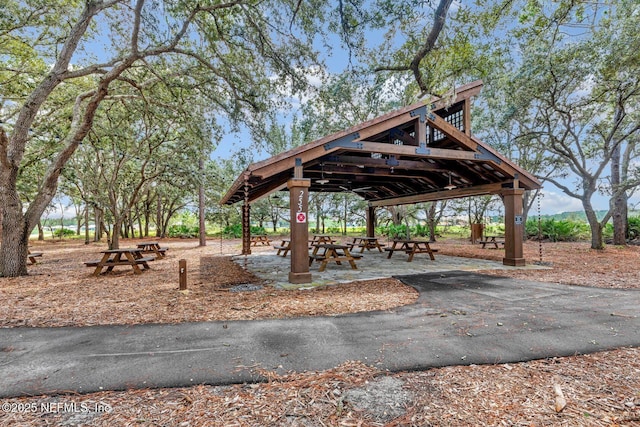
1,237 -> 638,426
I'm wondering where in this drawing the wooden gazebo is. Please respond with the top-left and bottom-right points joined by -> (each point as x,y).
221,80 -> 542,283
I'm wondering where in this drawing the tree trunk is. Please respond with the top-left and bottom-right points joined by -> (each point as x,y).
612,192 -> 628,245
76,210 -> 82,235
156,195 -> 163,237
427,202 -> 437,242
111,219 -> 121,249
37,220 -> 44,241
94,207 -> 102,242
584,201 -> 604,249
85,207 -> 90,245
0,197 -> 30,276
199,157 -> 207,247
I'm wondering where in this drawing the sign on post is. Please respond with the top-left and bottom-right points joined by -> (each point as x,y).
296,212 -> 307,223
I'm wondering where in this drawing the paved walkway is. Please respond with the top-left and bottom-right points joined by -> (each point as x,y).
1,267 -> 639,398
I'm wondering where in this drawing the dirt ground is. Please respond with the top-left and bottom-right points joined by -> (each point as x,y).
1,237 -> 639,426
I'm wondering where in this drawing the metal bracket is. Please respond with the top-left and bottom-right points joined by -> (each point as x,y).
410,105 -> 427,122
473,146 -> 502,164
415,144 -> 430,155
385,155 -> 399,167
324,132 -> 362,150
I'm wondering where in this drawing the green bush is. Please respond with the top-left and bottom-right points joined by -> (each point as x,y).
53,228 -> 75,238
628,216 -> 640,240
413,224 -> 429,237
168,224 -> 199,238
380,224 -> 408,239
526,218 -> 590,241
221,224 -> 267,238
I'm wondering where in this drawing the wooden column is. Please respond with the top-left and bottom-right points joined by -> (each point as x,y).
241,178 -> 251,255
501,187 -> 525,266
463,98 -> 471,136
288,177 -> 312,284
366,205 -> 376,237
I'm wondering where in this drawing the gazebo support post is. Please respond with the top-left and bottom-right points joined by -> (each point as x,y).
241,178 -> 251,255
501,185 -> 525,266
366,205 -> 376,237
288,159 -> 312,284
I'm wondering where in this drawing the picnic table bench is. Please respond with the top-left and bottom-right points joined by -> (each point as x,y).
479,236 -> 505,249
385,239 -> 438,261
310,234 -> 337,245
350,236 -> 385,253
309,243 -> 362,272
85,248 -> 154,276
136,241 -> 168,259
250,235 -> 272,246
28,250 -> 43,265
273,239 -> 291,257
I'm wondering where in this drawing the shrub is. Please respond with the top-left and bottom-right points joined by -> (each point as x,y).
53,228 -> 75,238
526,218 -> 590,241
382,224 -> 408,239
628,216 -> 640,240
221,224 -> 267,238
168,224 -> 199,238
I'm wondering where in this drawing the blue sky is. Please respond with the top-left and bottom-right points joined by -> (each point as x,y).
70,2 -> 636,218
207,5 -> 640,217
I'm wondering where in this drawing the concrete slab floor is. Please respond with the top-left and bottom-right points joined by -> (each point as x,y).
233,249 -> 549,289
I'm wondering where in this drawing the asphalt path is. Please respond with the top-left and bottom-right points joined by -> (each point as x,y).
1,271 -> 639,398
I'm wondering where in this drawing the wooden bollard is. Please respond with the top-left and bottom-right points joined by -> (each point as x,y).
179,259 -> 187,290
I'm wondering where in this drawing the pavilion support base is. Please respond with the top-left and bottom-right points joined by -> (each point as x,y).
288,272 -> 313,284
503,257 -> 526,267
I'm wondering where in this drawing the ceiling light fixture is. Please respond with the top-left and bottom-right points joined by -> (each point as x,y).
444,172 -> 457,190
316,163 -> 330,185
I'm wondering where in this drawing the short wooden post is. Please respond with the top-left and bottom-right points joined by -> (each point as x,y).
179,259 -> 187,290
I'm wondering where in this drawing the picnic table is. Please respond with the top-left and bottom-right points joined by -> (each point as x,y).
384,239 -> 438,262
250,235 -> 272,246
479,235 -> 505,249
136,241 -> 168,259
309,243 -> 362,272
84,248 -> 154,276
350,236 -> 385,253
310,234 -> 337,245
273,239 -> 291,257
28,249 -> 43,265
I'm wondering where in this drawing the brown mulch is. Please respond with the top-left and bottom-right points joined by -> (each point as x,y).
0,239 -> 417,327
437,239 -> 640,289
1,237 -> 639,426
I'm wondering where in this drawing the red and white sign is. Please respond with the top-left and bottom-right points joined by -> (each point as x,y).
296,212 -> 307,223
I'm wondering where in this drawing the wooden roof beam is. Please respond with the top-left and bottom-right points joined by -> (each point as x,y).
357,141 -> 482,162
320,155 -> 444,172
369,182 -> 506,207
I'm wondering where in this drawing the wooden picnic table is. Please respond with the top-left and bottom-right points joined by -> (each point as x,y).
136,241 -> 168,259
384,239 -> 438,262
310,234 -> 337,245
28,249 -> 43,265
273,239 -> 291,257
350,236 -> 385,253
479,235 -> 505,249
309,243 -> 362,272
250,235 -> 272,246
84,248 -> 154,276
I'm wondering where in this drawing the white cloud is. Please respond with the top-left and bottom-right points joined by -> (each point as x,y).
537,190 -> 584,215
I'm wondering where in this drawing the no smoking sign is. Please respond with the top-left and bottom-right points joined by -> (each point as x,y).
296,212 -> 307,223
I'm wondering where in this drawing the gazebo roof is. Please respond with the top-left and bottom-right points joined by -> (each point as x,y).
221,80 -> 541,207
